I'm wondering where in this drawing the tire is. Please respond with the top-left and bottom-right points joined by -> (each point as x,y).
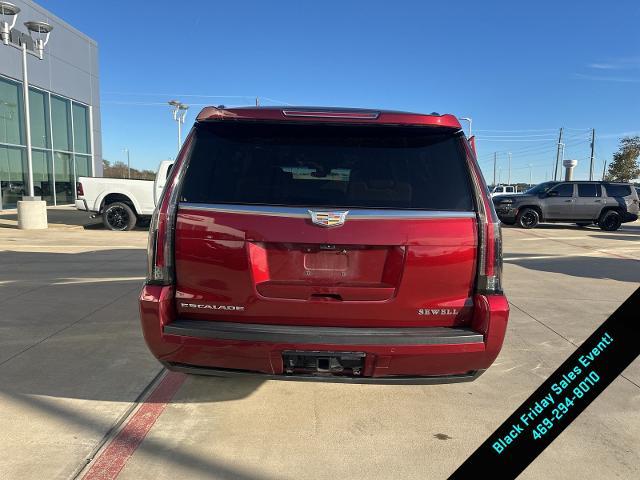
598,210 -> 621,231
516,208 -> 540,229
575,222 -> 591,227
103,202 -> 137,231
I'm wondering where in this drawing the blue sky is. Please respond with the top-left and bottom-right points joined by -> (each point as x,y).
40,0 -> 640,183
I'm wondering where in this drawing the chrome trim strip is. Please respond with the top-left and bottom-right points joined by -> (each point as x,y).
179,203 -> 475,219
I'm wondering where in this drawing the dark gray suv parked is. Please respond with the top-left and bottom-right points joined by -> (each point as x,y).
493,181 -> 639,231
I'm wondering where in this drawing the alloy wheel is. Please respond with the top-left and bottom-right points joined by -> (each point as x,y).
106,206 -> 130,230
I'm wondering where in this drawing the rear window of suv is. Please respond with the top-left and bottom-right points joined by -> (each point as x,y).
605,184 -> 632,197
179,122 -> 474,211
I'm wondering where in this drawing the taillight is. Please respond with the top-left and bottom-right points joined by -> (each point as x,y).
463,138 -> 503,295
146,134 -> 193,285
477,215 -> 503,294
76,182 -> 84,197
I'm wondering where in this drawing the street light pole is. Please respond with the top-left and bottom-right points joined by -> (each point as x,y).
177,119 -> 181,151
459,117 -> 472,137
168,100 -> 189,155
1,4 -> 52,198
21,41 -> 34,196
507,152 -> 512,185
1,3 -> 53,229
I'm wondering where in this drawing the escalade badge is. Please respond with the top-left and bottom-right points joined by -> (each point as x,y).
180,303 -> 245,311
309,210 -> 349,227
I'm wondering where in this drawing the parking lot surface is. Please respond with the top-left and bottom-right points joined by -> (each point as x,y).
0,207 -> 638,479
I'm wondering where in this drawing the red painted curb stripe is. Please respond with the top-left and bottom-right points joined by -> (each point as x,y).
82,371 -> 186,480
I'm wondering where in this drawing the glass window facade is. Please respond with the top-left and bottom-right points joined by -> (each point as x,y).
32,150 -> 54,204
51,95 -> 72,152
73,104 -> 90,154
29,89 -> 49,149
0,75 -> 93,209
0,146 -> 26,208
54,152 -> 74,205
0,78 -> 22,145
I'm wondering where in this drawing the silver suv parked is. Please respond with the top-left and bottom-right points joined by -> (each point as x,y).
493,181 -> 639,231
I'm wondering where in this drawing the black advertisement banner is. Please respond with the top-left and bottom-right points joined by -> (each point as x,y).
450,286 -> 640,479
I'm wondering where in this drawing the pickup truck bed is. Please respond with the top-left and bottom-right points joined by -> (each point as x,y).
76,178 -> 156,216
76,161 -> 173,230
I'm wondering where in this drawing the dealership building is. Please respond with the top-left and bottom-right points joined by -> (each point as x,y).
0,0 -> 100,209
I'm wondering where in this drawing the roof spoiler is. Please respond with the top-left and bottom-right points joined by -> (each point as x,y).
196,106 -> 463,128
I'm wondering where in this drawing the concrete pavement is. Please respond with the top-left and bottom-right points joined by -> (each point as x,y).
0,215 -> 638,479
0,218 -> 158,479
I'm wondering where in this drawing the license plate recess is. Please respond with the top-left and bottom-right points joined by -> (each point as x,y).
282,350 -> 366,376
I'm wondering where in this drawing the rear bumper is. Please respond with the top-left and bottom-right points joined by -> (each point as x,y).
495,206 -> 517,221
164,319 -> 485,345
139,285 -> 509,383
75,199 -> 88,211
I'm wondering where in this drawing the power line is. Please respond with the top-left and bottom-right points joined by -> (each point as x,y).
476,138 -> 557,142
102,101 -> 169,106
474,128 -> 558,133
477,143 -> 557,160
475,127 -> 591,133
475,133 -> 559,138
103,99 -> 292,108
104,92 -> 264,99
476,136 -> 589,160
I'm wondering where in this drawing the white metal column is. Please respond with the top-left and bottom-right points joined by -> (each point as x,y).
47,91 -> 56,205
20,42 -> 34,197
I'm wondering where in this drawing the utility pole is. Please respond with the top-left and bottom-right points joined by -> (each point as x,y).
255,96 -> 260,107
589,128 -> 596,180
493,152 -> 497,187
507,152 -> 512,184
528,164 -> 533,186
554,127 -> 563,181
124,148 -> 130,179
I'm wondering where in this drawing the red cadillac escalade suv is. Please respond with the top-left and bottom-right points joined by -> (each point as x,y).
139,106 -> 509,383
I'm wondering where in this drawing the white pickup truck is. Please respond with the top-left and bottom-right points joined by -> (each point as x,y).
490,184 -> 520,198
76,161 -> 174,230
